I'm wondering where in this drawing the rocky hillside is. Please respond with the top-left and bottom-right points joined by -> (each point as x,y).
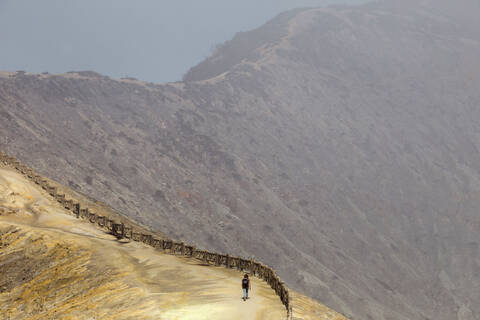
1,0 -> 480,319
1,164 -> 341,320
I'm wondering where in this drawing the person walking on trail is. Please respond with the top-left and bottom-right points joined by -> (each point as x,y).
242,274 -> 251,301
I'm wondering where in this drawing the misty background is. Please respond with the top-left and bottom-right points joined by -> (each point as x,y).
0,0 -> 369,83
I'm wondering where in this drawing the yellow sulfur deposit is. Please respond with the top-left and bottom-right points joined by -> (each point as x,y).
0,166 -> 346,320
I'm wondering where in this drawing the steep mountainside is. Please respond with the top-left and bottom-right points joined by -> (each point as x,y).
0,164 -> 341,320
1,1 -> 480,319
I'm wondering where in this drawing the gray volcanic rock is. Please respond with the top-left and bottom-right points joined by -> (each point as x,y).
1,1 -> 480,319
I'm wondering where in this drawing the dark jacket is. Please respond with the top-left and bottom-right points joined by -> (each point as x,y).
242,278 -> 250,289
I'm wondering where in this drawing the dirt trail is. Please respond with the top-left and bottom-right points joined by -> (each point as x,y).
0,167 -> 287,320
0,166 -> 346,320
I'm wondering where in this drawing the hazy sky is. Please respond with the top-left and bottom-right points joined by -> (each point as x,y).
0,0 -> 369,83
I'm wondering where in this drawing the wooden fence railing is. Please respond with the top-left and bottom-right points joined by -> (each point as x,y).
0,151 -> 292,317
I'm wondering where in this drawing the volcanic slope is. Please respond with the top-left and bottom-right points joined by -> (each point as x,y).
1,1 -> 480,320
0,165 -> 344,320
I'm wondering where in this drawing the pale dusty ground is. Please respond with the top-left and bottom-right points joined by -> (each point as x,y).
0,71 -> 15,78
0,166 -> 346,320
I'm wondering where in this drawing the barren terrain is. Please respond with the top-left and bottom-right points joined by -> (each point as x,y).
1,1 -> 480,319
0,165 -> 344,320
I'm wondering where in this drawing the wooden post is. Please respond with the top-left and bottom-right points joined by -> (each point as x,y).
74,203 -> 80,218
112,223 -> 118,236
236,257 -> 242,271
82,208 -> 89,219
226,254 -> 230,268
57,194 -> 65,205
49,186 -> 57,197
258,264 -> 264,279
180,242 -> 185,255
112,223 -> 124,239
203,251 -> 208,264
120,223 -> 125,238
106,219 -> 114,231
97,216 -> 106,228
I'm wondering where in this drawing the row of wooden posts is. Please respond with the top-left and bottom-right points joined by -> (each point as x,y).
0,152 -> 292,316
